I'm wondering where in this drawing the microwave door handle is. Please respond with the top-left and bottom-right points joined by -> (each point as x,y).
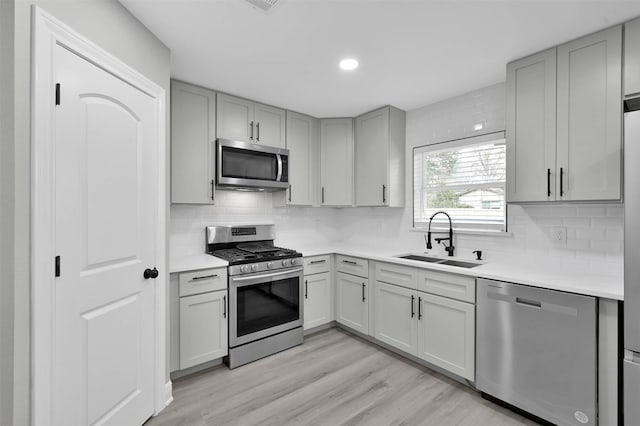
276,154 -> 283,182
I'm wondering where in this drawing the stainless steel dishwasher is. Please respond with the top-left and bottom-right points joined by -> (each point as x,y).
476,278 -> 597,426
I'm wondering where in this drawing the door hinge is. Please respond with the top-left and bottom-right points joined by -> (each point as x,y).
55,83 -> 60,106
55,255 -> 60,277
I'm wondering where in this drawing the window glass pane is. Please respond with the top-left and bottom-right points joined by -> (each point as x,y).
413,133 -> 506,230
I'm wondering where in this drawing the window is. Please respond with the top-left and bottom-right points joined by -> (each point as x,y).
413,132 -> 506,231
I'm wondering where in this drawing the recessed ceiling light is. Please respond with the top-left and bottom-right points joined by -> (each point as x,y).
339,58 -> 359,71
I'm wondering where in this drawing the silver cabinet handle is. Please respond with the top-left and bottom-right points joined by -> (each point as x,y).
190,274 -> 218,281
362,283 -> 366,302
309,260 -> 326,265
223,295 -> 226,318
250,121 -> 254,140
322,186 -> 325,204
382,184 -> 386,204
211,179 -> 215,201
342,260 -> 357,265
256,122 -> 260,142
305,280 -> 308,299
411,295 -> 415,318
288,184 -> 292,202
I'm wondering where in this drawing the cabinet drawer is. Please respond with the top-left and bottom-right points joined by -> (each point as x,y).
418,270 -> 475,303
179,268 -> 227,297
375,262 -> 418,289
336,255 -> 369,278
304,255 -> 331,275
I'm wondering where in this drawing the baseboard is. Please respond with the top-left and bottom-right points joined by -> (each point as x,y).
170,358 -> 224,381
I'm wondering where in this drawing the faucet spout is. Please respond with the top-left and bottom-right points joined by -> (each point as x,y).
425,211 -> 455,256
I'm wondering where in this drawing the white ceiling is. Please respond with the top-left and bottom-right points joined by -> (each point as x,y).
119,0 -> 640,117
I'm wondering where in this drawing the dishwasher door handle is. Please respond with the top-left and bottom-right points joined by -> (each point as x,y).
515,297 -> 542,308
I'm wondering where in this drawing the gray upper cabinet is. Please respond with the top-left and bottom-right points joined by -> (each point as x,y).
320,118 -> 354,206
507,26 -> 622,203
556,25 -> 622,201
625,18 -> 640,97
171,80 -> 216,204
506,49 -> 557,203
354,106 -> 406,207
216,93 -> 285,148
286,111 -> 318,206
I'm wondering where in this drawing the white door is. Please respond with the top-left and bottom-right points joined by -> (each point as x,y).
355,107 -> 389,206
216,93 -> 254,142
556,25 -> 622,201
505,48 -> 557,202
320,118 -> 353,206
336,272 -> 368,334
53,44 -> 158,426
417,293 -> 475,381
304,272 -> 331,330
254,102 -> 286,148
286,111 -> 317,206
374,282 -> 417,356
179,290 -> 228,369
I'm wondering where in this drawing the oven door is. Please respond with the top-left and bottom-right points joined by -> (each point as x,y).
217,139 -> 289,189
229,266 -> 303,347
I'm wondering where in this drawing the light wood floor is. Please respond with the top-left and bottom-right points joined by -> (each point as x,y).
148,328 -> 538,426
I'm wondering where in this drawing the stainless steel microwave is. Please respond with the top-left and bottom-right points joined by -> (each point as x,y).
216,139 -> 289,191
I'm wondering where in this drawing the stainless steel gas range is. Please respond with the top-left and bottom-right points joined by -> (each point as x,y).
206,225 -> 304,369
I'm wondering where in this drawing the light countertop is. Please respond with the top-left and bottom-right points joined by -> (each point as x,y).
298,243 -> 623,300
170,254 -> 228,273
170,243 -> 623,300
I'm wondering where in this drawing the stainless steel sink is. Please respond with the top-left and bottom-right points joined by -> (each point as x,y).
439,259 -> 481,268
398,254 -> 446,263
397,254 -> 481,268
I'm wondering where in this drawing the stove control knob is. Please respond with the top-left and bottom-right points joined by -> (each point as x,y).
267,262 -> 274,269
251,264 -> 258,271
290,258 -> 297,265
240,265 -> 249,273
282,259 -> 289,267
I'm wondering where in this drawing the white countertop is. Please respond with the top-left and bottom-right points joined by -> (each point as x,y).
170,243 -> 623,300
298,243 -> 624,300
170,254 -> 228,273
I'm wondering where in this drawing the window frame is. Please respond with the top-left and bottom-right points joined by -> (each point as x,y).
412,131 -> 507,233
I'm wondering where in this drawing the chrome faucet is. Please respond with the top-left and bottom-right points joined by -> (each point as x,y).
425,211 -> 455,257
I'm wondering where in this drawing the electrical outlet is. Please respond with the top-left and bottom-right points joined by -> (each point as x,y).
551,226 -> 567,244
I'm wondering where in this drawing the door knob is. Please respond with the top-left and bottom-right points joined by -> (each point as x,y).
144,267 -> 159,279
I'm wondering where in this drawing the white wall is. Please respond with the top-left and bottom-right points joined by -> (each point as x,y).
171,191 -> 341,257
11,1 -> 170,424
0,1 -> 15,425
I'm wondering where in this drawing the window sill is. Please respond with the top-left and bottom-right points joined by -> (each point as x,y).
410,227 -> 513,237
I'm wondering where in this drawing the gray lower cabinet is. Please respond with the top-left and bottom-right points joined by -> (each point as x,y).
170,267 -> 228,372
170,80 -> 216,204
372,262 -> 475,381
303,255 -> 332,330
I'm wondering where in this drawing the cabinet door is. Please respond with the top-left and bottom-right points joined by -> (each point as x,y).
216,93 -> 254,142
355,107 -> 389,206
557,25 -> 622,201
255,102 -> 286,148
336,272 -> 368,334
171,81 -> 216,204
179,290 -> 228,370
373,282 -> 417,356
286,111 -> 317,205
506,49 -> 557,202
417,293 -> 474,381
625,18 -> 640,96
320,118 -> 353,206
304,272 -> 331,330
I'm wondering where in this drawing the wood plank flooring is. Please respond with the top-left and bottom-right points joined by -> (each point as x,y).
148,328 -> 538,426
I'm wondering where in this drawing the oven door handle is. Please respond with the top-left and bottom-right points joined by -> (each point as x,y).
231,267 -> 304,285
276,154 -> 283,182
